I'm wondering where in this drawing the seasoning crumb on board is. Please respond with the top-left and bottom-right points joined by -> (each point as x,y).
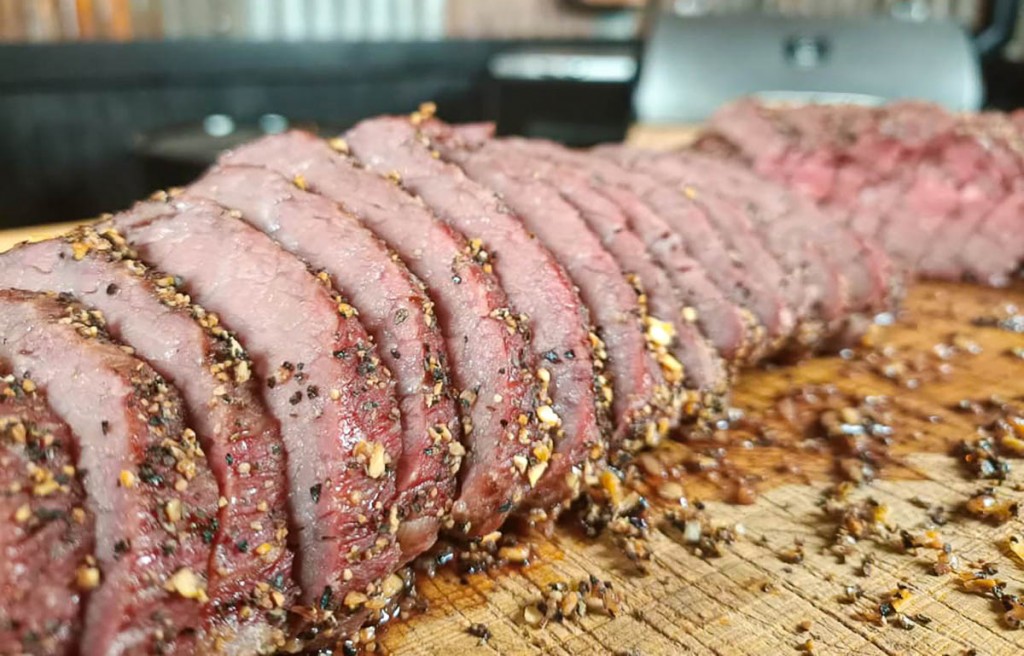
522,576 -> 623,629
466,622 -> 491,643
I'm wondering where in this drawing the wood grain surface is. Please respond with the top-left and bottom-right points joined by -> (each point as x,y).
375,280 -> 1024,656
0,221 -> 88,252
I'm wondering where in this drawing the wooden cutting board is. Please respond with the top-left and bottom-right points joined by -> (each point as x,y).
2,166 -> 1022,656
375,280 -> 1024,656
0,221 -> 89,252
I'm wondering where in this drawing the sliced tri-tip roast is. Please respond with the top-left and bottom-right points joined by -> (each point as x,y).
615,157 -> 802,350
345,114 -> 611,511
597,146 -> 898,345
688,149 -> 900,342
474,136 -> 729,418
408,116 -> 683,455
597,146 -> 821,345
700,98 -> 1024,287
102,197 -> 405,636
186,164 -> 460,563
0,227 -> 297,652
222,132 -> 547,537
907,111 -> 1024,285
0,101 -> 978,652
0,373 -> 93,656
474,131 -> 759,365
595,158 -> 795,356
0,289 -> 220,655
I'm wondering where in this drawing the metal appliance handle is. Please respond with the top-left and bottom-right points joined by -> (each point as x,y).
973,0 -> 1020,57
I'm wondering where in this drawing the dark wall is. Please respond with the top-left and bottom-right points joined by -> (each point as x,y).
0,40 -> 634,228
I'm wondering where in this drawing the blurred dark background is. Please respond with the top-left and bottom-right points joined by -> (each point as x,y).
1,0 -> 1023,227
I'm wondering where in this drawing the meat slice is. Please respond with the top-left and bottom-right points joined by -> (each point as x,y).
849,106 -> 1009,277
463,131 -> 757,365
598,151 -> 798,350
669,150 -> 897,321
0,289 -> 220,655
697,97 -> 796,173
862,107 -> 1024,285
695,102 -> 904,317
699,100 -> 870,213
606,189 -> 763,365
683,187 -> 800,343
0,227 -> 297,651
912,113 -> 1024,285
222,132 -> 545,537
187,164 -> 460,562
600,147 -> 850,340
698,98 -> 877,202
577,154 -> 792,355
700,98 -> 1024,287
490,137 -> 730,415
597,148 -> 821,342
104,198 -> 404,631
0,373 -> 92,656
346,115 -> 609,509
406,117 -> 680,453
942,188 -> 1024,286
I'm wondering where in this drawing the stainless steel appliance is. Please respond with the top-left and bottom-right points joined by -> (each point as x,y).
634,1 -> 1019,122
